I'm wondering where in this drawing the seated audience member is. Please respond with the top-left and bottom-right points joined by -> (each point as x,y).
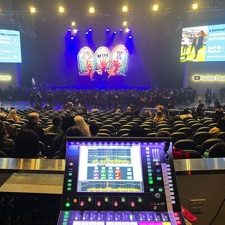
0,121 -> 14,156
156,104 -> 164,112
89,123 -> 99,136
6,109 -> 20,123
56,126 -> 84,158
122,106 -> 133,117
23,112 -> 44,139
141,109 -> 152,119
128,126 -> 147,137
195,102 -> 205,118
153,111 -> 165,123
180,109 -> 192,120
76,103 -> 87,115
209,127 -> 221,138
74,115 -> 91,137
65,102 -> 74,112
51,115 -> 75,153
157,130 -> 171,137
90,106 -> 100,113
44,116 -> 63,135
7,125 -> 18,140
0,107 -> 7,121
212,106 -> 224,122
13,129 -> 41,158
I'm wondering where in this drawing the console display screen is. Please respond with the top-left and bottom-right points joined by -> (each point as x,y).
76,142 -> 144,193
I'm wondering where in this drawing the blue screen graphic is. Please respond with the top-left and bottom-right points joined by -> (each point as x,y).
0,29 -> 22,63
180,24 -> 225,62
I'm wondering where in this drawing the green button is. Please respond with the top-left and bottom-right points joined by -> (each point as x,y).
148,173 -> 152,176
149,180 -> 153,184
150,188 -> 154,192
63,222 -> 67,225
68,179 -> 72,182
159,188 -> 163,192
67,187 -> 71,191
68,173 -> 72,176
67,183 -> 72,187
64,211 -> 69,215
65,202 -> 71,208
157,177 -> 162,181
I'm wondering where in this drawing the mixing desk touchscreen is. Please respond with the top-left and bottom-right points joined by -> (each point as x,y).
58,137 -> 186,225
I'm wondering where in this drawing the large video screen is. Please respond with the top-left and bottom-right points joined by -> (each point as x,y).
77,142 -> 144,193
77,45 -> 129,78
180,24 -> 225,62
0,29 -> 22,63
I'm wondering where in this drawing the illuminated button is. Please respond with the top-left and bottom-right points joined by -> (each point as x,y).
68,172 -> 72,176
121,197 -> 125,202
114,201 -> 118,207
97,201 -> 102,207
138,197 -> 142,203
149,180 -> 154,185
150,188 -> 154,192
69,162 -> 74,166
130,201 -> 135,208
148,173 -> 152,176
80,201 -> 85,206
67,183 -> 72,187
65,202 -> 70,208
68,179 -> 72,182
88,197 -> 92,202
67,187 -> 71,191
157,177 -> 162,181
105,197 -> 109,202
159,188 -> 163,192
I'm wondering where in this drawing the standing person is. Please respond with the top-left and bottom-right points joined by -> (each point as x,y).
194,30 -> 207,60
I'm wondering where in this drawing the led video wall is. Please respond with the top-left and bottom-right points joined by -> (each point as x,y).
77,45 -> 129,79
0,29 -> 22,63
180,24 -> 225,62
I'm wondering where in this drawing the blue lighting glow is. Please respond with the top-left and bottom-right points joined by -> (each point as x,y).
106,28 -> 110,32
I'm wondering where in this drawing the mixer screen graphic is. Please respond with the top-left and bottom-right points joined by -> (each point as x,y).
77,144 -> 144,193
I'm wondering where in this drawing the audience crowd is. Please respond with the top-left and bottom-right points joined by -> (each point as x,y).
0,86 -> 225,159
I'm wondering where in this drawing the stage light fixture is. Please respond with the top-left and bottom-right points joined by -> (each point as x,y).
125,27 -> 131,33
192,3 -> 199,10
123,21 -> 128,27
86,31 -> 89,35
89,6 -> 95,14
119,29 -> 123,32
71,37 -> 74,40
30,6 -> 37,14
122,5 -> 128,12
58,6 -> 65,14
152,4 -> 159,11
73,29 -> 78,34
71,21 -> 76,27
129,36 -> 132,39
113,31 -> 117,34
106,28 -> 110,32
89,28 -> 93,32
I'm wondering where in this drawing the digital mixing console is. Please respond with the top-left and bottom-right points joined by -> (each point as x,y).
57,137 -> 185,225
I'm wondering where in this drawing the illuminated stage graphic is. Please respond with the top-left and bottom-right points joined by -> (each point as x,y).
77,145 -> 144,193
77,45 -> 129,79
